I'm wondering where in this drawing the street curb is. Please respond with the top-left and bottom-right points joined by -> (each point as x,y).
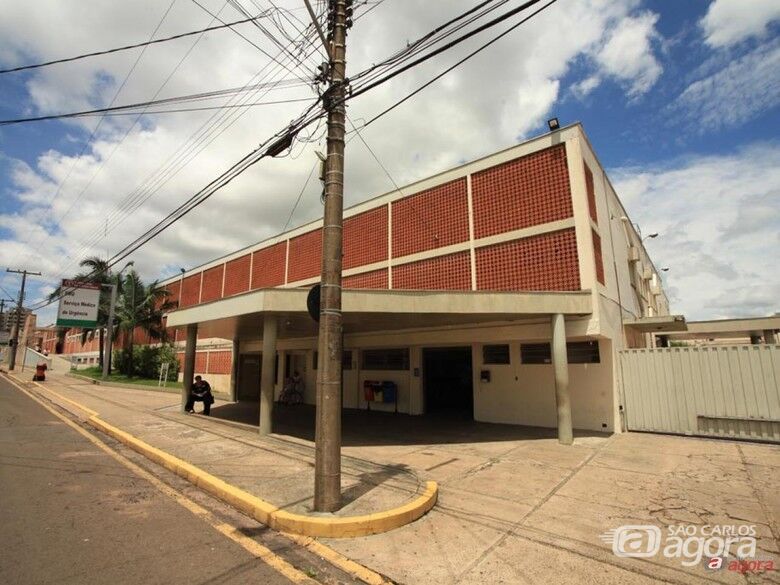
28,374 -> 437,539
89,415 -> 437,537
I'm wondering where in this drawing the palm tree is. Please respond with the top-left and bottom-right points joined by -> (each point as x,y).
115,270 -> 176,377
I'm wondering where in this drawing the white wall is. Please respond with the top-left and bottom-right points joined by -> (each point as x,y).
473,339 -> 615,432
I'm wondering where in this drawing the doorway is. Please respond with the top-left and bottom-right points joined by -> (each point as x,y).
423,347 -> 473,416
237,353 -> 261,401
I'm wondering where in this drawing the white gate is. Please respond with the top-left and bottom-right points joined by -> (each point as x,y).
619,345 -> 780,443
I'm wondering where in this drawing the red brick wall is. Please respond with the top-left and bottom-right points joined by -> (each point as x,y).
180,274 -> 201,307
223,254 -> 251,297
343,269 -> 389,289
392,178 -> 469,258
584,163 -> 597,223
251,242 -> 286,289
287,229 -> 322,282
166,280 -> 181,307
195,352 -> 208,372
476,228 -> 580,291
206,350 -> 232,374
200,265 -> 224,303
592,229 -> 605,285
393,252 -> 471,290
472,144 -> 572,239
344,207 -> 388,269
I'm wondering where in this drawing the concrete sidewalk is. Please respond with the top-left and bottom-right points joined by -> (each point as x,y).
16,370 -> 780,584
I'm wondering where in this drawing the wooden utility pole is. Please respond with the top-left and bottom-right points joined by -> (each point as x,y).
6,269 -> 42,371
314,0 -> 350,512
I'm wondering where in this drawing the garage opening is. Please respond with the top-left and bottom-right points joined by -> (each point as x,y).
423,347 -> 473,417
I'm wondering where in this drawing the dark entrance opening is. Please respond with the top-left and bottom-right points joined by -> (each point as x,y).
237,353 -> 260,401
423,346 -> 473,417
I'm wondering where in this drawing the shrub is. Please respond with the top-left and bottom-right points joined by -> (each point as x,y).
113,344 -> 180,380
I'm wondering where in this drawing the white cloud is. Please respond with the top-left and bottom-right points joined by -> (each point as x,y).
0,0 -> 662,317
701,0 -> 780,48
670,40 -> 780,132
593,11 -> 662,98
612,143 -> 780,320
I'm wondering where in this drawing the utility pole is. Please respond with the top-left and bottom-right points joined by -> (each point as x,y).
312,0 -> 351,512
6,269 -> 42,371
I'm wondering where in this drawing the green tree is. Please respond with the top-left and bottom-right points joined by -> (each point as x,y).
115,270 -> 176,377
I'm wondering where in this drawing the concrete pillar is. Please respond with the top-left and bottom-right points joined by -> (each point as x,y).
551,314 -> 573,445
764,330 -> 777,345
182,324 -> 198,413
230,337 -> 239,402
259,317 -> 278,436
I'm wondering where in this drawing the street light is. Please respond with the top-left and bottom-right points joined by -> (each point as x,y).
642,232 -> 659,242
102,261 -> 134,379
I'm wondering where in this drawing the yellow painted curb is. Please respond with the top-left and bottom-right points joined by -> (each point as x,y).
29,377 -> 438,539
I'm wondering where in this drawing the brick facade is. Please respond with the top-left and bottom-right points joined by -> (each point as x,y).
393,252 -> 471,291
200,265 -> 224,303
475,228 -> 580,291
251,242 -> 286,289
223,254 -> 251,297
472,144 -> 572,239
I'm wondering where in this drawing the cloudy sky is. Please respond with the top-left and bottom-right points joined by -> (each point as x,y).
0,0 -> 778,323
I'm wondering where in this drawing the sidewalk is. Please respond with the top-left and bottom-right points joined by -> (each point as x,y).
12,370 -> 780,585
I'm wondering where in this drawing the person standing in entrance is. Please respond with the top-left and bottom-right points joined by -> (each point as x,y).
185,375 -> 214,415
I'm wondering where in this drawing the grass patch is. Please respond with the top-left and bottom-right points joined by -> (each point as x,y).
74,366 -> 182,389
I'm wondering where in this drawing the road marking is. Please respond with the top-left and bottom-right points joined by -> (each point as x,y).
15,374 -> 396,584
4,374 -> 317,585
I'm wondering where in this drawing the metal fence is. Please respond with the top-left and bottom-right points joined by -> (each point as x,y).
619,345 -> 780,443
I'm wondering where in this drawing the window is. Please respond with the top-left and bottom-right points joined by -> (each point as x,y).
361,348 -> 409,371
521,343 -> 551,364
483,344 -> 510,364
567,341 -> 600,363
520,341 -> 601,364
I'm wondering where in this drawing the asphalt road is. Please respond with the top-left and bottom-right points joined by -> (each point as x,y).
0,376 -> 296,585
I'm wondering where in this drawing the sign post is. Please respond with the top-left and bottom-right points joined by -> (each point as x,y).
56,280 -> 101,328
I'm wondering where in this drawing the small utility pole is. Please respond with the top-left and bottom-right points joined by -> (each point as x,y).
6,269 -> 42,371
312,0 -> 351,512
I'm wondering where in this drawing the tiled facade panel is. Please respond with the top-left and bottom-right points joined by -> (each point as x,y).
472,144 -> 573,239
200,265 -> 224,303
179,274 -> 201,307
206,350 -> 232,374
592,229 -> 605,285
287,229 -> 322,282
343,207 -> 388,270
342,268 -> 389,289
475,228 -> 580,291
584,163 -> 597,223
166,280 -> 181,307
393,252 -> 471,291
223,254 -> 251,297
391,178 -> 469,258
251,242 -> 286,289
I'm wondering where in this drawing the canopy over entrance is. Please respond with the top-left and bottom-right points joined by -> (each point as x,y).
165,288 -> 593,340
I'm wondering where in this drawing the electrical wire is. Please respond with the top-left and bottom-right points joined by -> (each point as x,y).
0,15 -> 268,74
0,79 -> 310,125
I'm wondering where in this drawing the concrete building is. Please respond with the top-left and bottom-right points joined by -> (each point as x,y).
142,122 -> 671,436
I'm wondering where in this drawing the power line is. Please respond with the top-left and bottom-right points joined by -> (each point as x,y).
0,15 -> 267,74
353,0 -> 559,128
0,80 -> 310,125
46,17 -> 326,282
